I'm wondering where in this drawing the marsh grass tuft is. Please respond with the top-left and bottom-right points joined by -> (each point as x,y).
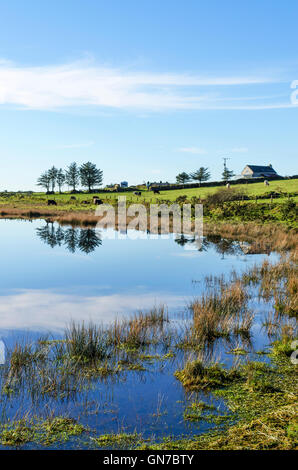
174,359 -> 240,390
65,321 -> 109,364
189,279 -> 252,345
0,415 -> 86,447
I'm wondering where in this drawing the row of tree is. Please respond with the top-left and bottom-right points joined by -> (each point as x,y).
176,166 -> 235,185
37,162 -> 103,192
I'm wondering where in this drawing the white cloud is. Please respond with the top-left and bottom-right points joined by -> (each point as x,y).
178,147 -> 207,154
0,289 -> 186,333
0,58 -> 292,111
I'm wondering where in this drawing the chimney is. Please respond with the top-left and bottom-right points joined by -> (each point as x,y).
268,163 -> 272,168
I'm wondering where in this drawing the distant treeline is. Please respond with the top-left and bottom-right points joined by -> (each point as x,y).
176,165 -> 234,185
37,162 -> 103,193
154,175 -> 290,192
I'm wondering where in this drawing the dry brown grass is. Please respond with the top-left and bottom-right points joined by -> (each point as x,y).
105,306 -> 169,349
243,255 -> 298,319
189,280 -> 253,344
204,222 -> 298,253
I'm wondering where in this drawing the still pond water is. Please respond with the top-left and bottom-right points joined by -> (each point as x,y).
0,219 -> 277,448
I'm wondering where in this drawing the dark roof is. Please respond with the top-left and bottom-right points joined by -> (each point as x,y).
246,165 -> 277,173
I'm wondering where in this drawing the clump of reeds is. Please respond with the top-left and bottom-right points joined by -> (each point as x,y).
106,305 -> 169,349
242,255 -> 298,318
270,327 -> 297,358
9,344 -> 36,372
134,305 -> 169,327
65,321 -> 109,364
189,280 -> 251,344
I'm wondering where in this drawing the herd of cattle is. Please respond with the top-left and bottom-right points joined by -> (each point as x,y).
47,196 -> 104,206
47,190 -> 162,206
47,182 -> 271,205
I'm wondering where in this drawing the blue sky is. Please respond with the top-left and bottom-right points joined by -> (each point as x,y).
0,0 -> 297,190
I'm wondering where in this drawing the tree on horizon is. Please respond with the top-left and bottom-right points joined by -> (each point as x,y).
190,167 -> 211,186
48,166 -> 58,192
65,162 -> 80,191
222,167 -> 235,182
37,171 -> 51,192
176,172 -> 190,185
56,168 -> 65,193
80,162 -> 103,191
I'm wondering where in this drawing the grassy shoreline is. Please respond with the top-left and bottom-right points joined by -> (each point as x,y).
1,179 -> 297,231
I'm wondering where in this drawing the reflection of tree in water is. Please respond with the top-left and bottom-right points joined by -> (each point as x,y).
205,234 -> 243,258
174,234 -> 190,247
64,228 -> 79,253
78,229 -> 102,254
174,234 -> 210,252
36,223 -> 102,254
175,233 -> 243,257
55,226 -> 65,246
36,224 -> 58,248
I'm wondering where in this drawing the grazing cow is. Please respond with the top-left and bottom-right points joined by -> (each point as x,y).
134,191 -> 141,196
82,200 -> 90,204
70,196 -> 76,200
47,200 -> 57,206
92,196 -> 99,204
264,180 -> 270,186
93,198 -> 103,205
226,183 -> 231,189
153,189 -> 160,194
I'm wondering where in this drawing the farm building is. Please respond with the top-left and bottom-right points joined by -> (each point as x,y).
241,164 -> 278,178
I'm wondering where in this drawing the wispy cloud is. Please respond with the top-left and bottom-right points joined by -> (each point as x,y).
0,289 -> 186,332
0,58 -> 293,111
178,147 -> 207,154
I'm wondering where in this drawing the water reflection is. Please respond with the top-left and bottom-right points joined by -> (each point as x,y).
174,233 -> 243,257
37,222 -> 247,257
36,223 -> 102,254
0,219 -> 275,336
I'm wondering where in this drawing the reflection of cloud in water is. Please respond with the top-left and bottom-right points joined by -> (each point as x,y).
0,289 -> 187,333
172,251 -> 204,258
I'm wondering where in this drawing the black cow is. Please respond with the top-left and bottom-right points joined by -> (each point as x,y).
153,189 -> 160,194
134,191 -> 142,196
94,198 -> 103,205
47,200 -> 57,206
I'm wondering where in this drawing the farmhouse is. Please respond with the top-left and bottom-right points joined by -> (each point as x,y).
241,164 -> 278,179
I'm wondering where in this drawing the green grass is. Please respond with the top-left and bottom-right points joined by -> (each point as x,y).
0,416 -> 87,447
1,178 -> 297,209
140,349 -> 298,450
91,432 -> 142,448
174,360 -> 241,390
